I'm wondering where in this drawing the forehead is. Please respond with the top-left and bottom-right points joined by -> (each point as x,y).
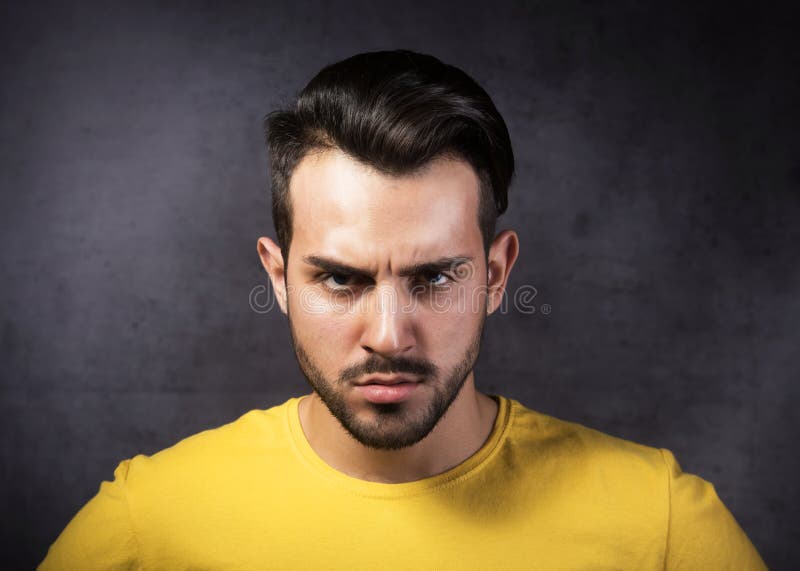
287,149 -> 483,268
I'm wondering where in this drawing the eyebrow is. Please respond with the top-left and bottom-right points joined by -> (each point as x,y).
301,255 -> 474,278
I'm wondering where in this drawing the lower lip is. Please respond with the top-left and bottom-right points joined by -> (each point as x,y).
355,382 -> 419,404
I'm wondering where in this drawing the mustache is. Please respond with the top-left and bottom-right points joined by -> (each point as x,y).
339,354 -> 438,383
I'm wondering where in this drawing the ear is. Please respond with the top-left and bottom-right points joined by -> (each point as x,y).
257,237 -> 288,314
486,230 -> 520,315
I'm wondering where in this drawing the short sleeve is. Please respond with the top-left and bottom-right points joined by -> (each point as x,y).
660,448 -> 767,570
38,460 -> 139,570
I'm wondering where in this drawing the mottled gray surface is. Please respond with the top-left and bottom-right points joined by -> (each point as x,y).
1,1 -> 798,568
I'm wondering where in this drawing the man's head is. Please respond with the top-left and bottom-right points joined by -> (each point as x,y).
258,50 -> 518,451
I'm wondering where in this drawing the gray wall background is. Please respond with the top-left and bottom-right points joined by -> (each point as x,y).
2,1 -> 798,568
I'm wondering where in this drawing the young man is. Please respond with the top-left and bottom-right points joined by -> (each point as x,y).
40,50 -> 766,569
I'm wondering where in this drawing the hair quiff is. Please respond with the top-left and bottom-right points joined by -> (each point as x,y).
264,49 -> 515,257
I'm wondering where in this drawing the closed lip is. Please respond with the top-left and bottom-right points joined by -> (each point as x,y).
357,375 -> 419,386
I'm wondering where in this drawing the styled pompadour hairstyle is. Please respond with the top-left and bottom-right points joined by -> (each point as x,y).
264,49 -> 515,257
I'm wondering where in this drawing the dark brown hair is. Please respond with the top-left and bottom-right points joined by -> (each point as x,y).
265,50 -> 515,257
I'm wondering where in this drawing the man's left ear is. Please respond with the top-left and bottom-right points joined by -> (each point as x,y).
486,229 -> 520,315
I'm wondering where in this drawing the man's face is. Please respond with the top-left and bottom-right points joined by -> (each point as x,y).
283,150 -> 489,450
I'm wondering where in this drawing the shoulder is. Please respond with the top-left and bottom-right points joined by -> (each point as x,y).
496,397 -> 674,554
500,397 -> 675,522
40,399 -> 305,568
122,398 -> 298,487
504,397 -> 667,475
111,398 -> 302,549
493,398 -> 766,567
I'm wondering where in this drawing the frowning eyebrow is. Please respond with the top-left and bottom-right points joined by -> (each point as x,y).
397,256 -> 473,277
301,255 -> 474,278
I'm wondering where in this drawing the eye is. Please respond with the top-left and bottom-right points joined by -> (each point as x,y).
421,272 -> 449,287
322,273 -> 353,290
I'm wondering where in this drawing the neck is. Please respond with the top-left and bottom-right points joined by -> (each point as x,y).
297,373 -> 498,483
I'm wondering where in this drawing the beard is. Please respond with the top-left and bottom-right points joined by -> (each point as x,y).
288,318 -> 485,451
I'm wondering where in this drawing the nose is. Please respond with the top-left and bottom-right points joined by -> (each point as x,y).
358,283 -> 415,358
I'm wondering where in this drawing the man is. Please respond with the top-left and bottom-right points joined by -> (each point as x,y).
40,50 -> 766,569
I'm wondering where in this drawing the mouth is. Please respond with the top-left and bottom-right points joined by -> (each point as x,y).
357,374 -> 419,387
353,375 -> 421,404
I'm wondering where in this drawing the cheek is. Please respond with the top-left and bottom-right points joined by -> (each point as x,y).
289,293 -> 361,358
418,292 -> 484,352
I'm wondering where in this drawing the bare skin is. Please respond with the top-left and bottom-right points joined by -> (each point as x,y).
258,149 -> 518,483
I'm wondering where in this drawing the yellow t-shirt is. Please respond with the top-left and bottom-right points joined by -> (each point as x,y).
40,396 -> 766,570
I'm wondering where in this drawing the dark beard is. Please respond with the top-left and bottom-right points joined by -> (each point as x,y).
289,321 -> 484,450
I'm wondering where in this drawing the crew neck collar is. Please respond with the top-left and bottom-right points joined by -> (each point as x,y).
285,395 -> 513,499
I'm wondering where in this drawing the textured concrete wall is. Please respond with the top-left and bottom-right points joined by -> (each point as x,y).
2,1 -> 797,567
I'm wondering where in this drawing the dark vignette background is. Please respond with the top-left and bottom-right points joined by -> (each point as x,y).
1,1 -> 798,568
